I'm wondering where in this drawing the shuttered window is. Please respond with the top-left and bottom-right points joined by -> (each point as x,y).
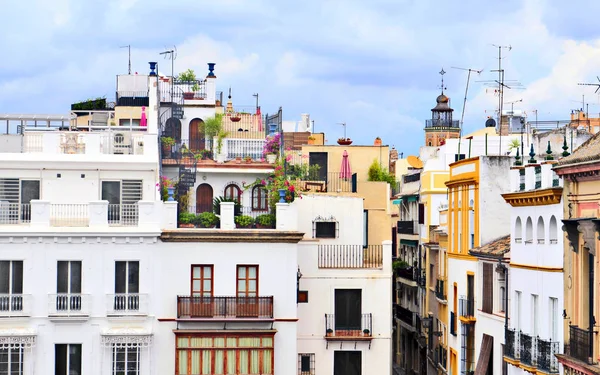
482,263 -> 493,314
418,203 -> 425,225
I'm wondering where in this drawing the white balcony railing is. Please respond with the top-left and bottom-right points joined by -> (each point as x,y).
108,204 -> 139,226
224,138 -> 265,160
0,294 -> 32,317
50,204 -> 89,227
48,294 -> 91,317
0,203 -> 31,224
106,293 -> 148,316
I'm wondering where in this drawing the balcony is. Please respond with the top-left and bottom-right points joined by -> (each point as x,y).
520,332 -> 536,366
450,312 -> 457,336
435,279 -> 446,301
48,294 -> 90,318
569,325 -> 592,364
537,338 -> 559,373
396,305 -> 420,332
317,245 -> 383,269
434,345 -> 447,369
0,294 -> 31,317
0,200 -> 161,229
396,266 -> 416,282
504,327 -> 517,360
397,220 -> 418,235
403,174 -> 420,184
22,131 -> 154,156
425,119 -> 460,129
324,313 -> 373,341
291,171 -> 357,194
459,297 -> 475,319
177,296 -> 274,320
106,294 -> 148,316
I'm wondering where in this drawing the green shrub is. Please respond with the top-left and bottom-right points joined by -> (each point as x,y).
255,214 -> 275,227
178,212 -> 196,224
392,260 -> 410,271
367,159 -> 397,185
194,212 -> 219,227
213,196 -> 242,216
234,215 -> 254,227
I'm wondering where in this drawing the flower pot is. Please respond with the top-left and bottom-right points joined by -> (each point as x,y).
235,157 -> 242,164
278,189 -> 287,203
307,138 -> 315,145
374,138 -> 382,146
198,224 -> 217,229
235,223 -> 253,229
255,224 -> 274,229
179,223 -> 195,228
231,116 -> 241,122
337,139 -> 353,145
215,153 -> 226,163
266,154 -> 277,164
183,92 -> 194,100
167,187 -> 175,201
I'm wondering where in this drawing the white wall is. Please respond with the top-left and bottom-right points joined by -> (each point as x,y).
479,156 -> 512,246
295,194 -> 364,242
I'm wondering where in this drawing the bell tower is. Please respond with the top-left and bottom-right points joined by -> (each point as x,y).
424,69 -> 461,147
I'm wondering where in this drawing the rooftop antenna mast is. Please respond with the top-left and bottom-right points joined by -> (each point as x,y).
491,44 -> 512,154
160,46 -> 177,103
451,66 -> 482,156
577,76 -> 600,93
337,122 -> 347,139
120,45 -> 131,74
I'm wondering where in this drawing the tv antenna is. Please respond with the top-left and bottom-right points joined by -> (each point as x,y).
451,66 -> 482,157
160,46 -> 177,104
120,45 -> 131,74
578,76 -> 600,93
490,44 -> 513,154
337,122 -> 347,139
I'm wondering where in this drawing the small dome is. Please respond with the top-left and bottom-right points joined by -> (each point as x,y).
436,94 -> 449,104
485,118 -> 496,128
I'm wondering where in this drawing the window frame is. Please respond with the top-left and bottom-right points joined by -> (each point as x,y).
191,265 -> 213,297
251,185 -> 268,211
298,353 -> 315,375
224,184 -> 242,204
0,260 -> 23,295
55,343 -> 82,375
0,344 -> 24,375
236,265 -> 259,297
114,261 -> 139,295
112,345 -> 140,375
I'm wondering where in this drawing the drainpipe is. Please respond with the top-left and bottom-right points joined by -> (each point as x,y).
589,252 -> 594,361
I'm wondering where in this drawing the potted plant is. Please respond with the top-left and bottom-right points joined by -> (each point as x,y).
215,129 -> 229,163
337,137 -> 353,145
194,212 -> 219,228
263,133 -> 280,164
326,328 -> 333,336
178,212 -> 196,228
212,197 -> 242,216
178,69 -> 197,100
307,136 -> 316,145
363,329 -> 371,335
161,137 -> 176,155
230,113 -> 241,122
255,214 -> 275,229
234,215 -> 254,229
374,137 -> 382,146
245,156 -> 252,163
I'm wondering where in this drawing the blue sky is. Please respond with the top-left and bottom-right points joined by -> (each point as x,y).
2,0 -> 600,155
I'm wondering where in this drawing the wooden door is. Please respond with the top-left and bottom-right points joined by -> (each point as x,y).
195,184 -> 213,214
188,118 -> 205,152
236,265 -> 258,317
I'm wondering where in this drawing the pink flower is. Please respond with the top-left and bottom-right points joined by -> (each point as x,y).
261,179 -> 266,185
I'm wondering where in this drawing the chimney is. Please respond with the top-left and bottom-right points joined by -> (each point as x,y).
300,114 -> 310,132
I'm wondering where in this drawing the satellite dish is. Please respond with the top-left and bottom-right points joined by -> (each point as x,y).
407,155 -> 424,169
485,118 -> 496,128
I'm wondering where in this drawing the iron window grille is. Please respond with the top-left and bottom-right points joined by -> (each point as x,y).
298,353 -> 315,375
313,215 -> 339,238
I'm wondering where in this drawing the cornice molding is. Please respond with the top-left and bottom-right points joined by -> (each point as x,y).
160,229 -> 305,243
501,188 -> 563,207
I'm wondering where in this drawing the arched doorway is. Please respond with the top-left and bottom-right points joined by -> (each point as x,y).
164,117 -> 182,142
196,184 -> 213,213
189,118 -> 205,152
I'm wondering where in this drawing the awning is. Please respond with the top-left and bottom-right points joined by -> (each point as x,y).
400,239 -> 419,247
0,328 -> 36,348
474,334 -> 493,375
100,327 -> 153,348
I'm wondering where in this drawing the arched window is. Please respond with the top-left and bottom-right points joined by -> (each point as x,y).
537,217 -> 545,244
549,216 -> 558,244
525,217 -> 533,244
224,184 -> 242,203
251,185 -> 268,211
514,217 -> 522,243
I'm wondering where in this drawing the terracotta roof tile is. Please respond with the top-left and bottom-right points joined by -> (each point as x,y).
556,131 -> 600,167
469,235 -> 510,258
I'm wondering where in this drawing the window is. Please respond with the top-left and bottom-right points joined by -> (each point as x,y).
549,216 -> 558,244
175,334 -> 274,375
469,210 -> 474,248
497,269 -> 506,313
334,351 -> 361,375
224,184 -> 242,203
315,222 -> 337,238
191,265 -> 213,296
0,261 -> 23,313
56,261 -> 82,311
237,266 -> 258,297
55,344 -> 81,375
550,297 -> 558,341
101,180 -> 143,205
482,263 -> 493,314
363,210 -> 368,248
514,217 -> 522,243
112,345 -> 140,375
515,291 -> 522,331
334,289 -> 361,332
0,345 -> 24,375
298,353 -> 315,375
251,185 -> 268,211
525,217 -> 533,244
537,217 -> 545,244
114,261 -> 139,311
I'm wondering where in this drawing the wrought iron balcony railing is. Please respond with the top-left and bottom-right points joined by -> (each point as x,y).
325,313 -> 373,338
520,332 -> 535,366
396,266 -> 416,282
177,296 -> 274,319
435,279 -> 446,300
459,297 -> 475,318
450,312 -> 457,336
569,325 -> 592,364
317,245 -> 383,269
537,338 -> 559,373
397,220 -> 417,235
504,327 -> 517,359
396,306 -> 416,327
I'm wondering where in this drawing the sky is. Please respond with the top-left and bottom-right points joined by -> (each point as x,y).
2,0 -> 600,155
